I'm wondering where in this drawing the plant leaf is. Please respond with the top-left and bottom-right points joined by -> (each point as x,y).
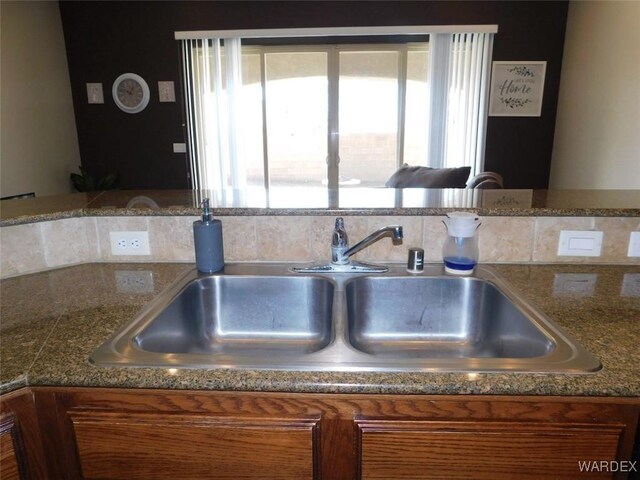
98,173 -> 117,190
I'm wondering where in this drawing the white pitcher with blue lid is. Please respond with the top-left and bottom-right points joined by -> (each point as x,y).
442,212 -> 481,275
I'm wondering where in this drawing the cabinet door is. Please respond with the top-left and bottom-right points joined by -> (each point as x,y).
69,409 -> 320,480
0,390 -> 47,480
356,419 -> 625,480
0,413 -> 24,480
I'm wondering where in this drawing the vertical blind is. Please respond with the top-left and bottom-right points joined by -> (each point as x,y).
180,27 -> 495,192
181,38 -> 247,201
446,32 -> 493,176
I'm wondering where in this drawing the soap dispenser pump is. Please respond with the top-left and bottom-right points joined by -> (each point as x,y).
193,198 -> 224,273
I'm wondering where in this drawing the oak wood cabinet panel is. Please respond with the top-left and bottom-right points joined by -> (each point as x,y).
0,389 -> 47,479
356,419 -> 624,479
1,413 -> 23,480
69,410 -> 319,479
27,387 -> 640,480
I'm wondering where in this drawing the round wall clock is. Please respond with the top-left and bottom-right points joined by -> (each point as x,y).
112,73 -> 150,114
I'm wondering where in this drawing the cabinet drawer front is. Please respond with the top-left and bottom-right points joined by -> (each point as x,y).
356,420 -> 624,480
70,410 -> 320,480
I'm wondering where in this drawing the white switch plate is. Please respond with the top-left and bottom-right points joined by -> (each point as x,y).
158,81 -> 176,102
109,231 -> 151,256
628,231 -> 640,257
557,230 -> 603,257
553,273 -> 598,297
86,83 -> 104,104
173,143 -> 187,153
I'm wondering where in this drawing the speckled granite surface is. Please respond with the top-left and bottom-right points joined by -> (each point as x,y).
1,189 -> 639,226
1,262 -> 638,396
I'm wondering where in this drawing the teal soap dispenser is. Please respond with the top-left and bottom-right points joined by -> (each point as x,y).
193,198 -> 224,273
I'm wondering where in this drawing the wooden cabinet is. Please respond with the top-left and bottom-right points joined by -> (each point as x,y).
34,388 -> 327,479
1,412 -> 24,480
356,419 -> 624,479
352,396 -> 639,480
0,389 -> 47,479
68,410 -> 319,480
4,386 -> 639,479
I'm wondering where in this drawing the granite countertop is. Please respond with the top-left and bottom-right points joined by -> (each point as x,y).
1,189 -> 640,226
1,262 -> 638,396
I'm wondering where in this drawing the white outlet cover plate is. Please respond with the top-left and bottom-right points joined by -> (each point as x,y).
86,82 -> 104,104
553,273 -> 598,297
109,231 -> 150,256
557,230 -> 603,257
158,81 -> 176,102
173,142 -> 186,153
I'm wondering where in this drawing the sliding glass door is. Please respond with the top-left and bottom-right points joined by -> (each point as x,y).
180,29 -> 493,192
264,50 -> 328,187
259,45 -> 428,188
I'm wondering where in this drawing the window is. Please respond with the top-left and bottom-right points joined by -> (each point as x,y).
179,26 -> 495,194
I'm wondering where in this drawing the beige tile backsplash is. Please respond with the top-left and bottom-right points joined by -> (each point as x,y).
0,222 -> 47,277
255,216 -> 311,261
221,216 -> 257,261
1,215 -> 638,278
41,217 -> 100,268
595,217 -> 640,263
532,217 -> 595,263
148,216 -> 195,262
479,216 -> 534,263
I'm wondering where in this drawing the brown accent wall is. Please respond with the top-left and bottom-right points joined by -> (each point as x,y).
59,1 -> 568,190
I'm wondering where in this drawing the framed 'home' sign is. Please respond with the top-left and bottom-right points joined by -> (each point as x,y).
489,61 -> 547,117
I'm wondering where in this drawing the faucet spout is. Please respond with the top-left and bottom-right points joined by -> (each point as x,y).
336,224 -> 403,264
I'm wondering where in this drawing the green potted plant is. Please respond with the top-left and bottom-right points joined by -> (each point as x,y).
70,165 -> 117,192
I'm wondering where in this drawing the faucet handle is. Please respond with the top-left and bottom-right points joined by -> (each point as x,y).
332,217 -> 349,247
331,217 -> 350,264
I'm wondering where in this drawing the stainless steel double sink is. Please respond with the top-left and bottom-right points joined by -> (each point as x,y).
91,264 -> 601,373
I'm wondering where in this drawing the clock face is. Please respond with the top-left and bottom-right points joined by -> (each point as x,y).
117,79 -> 144,107
112,73 -> 150,113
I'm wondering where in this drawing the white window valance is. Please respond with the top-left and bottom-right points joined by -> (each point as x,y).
175,25 -> 498,40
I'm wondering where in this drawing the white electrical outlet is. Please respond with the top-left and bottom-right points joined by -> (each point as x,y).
553,273 -> 598,297
109,231 -> 150,256
557,230 -> 603,257
115,270 -> 154,294
628,232 -> 640,257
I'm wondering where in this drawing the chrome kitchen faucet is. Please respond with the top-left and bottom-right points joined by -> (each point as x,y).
293,217 -> 403,273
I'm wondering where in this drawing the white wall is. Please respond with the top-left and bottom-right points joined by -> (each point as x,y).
549,0 -> 640,189
0,1 -> 81,198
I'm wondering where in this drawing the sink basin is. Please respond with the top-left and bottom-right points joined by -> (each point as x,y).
90,266 -> 335,368
347,276 -> 553,358
134,276 -> 334,356
91,264 -> 601,373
